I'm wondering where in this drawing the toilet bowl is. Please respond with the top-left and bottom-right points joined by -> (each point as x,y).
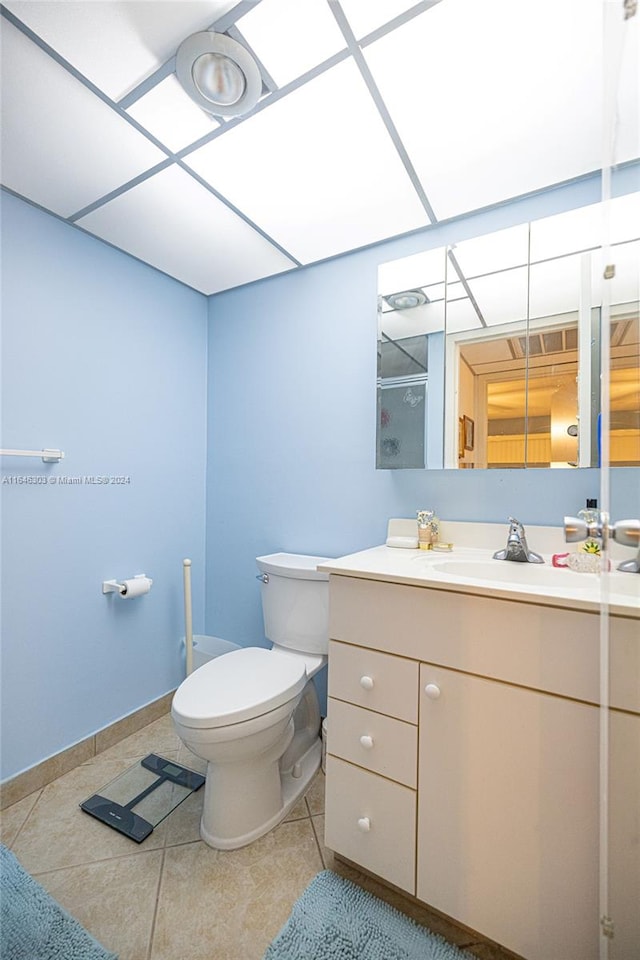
171,553 -> 331,850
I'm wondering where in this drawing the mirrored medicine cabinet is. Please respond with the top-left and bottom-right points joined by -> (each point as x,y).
377,193 -> 640,470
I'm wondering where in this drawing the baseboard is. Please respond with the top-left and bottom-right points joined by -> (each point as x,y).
0,691 -> 175,810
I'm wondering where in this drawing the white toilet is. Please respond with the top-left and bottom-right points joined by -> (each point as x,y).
171,552 -> 331,850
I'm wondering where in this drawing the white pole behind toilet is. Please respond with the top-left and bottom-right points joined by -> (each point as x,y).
183,558 -> 193,676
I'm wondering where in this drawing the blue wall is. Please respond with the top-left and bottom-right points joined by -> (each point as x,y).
0,193 -> 208,780
2,167 -> 639,782
204,170 -> 640,659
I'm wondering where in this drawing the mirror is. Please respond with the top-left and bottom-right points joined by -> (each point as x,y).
377,194 -> 640,469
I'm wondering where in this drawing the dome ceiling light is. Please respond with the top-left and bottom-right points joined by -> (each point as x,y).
385,290 -> 428,310
176,32 -> 262,118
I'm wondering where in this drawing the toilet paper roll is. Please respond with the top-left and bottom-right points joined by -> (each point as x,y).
120,576 -> 152,598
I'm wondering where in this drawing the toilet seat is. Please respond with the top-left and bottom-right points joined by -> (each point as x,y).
172,647 -> 307,729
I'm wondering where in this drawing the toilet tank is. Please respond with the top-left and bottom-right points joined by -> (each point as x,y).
256,553 -> 332,655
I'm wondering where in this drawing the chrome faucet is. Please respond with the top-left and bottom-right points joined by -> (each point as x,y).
493,517 -> 544,564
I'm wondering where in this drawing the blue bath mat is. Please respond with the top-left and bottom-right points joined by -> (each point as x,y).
0,844 -> 117,960
263,870 -> 472,960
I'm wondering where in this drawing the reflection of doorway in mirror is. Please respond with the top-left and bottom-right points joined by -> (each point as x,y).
457,320 -> 580,468
609,309 -> 640,465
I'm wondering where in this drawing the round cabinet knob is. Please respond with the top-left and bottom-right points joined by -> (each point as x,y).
360,676 -> 374,690
357,817 -> 371,832
359,735 -> 374,750
424,683 -> 441,700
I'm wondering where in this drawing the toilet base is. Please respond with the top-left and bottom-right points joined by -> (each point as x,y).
199,737 -> 321,850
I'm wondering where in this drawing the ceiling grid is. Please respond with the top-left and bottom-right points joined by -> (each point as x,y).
0,0 -> 637,295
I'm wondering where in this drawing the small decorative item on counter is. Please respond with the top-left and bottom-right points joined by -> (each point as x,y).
580,539 -> 601,555
552,551 -> 609,572
430,514 -> 440,542
567,553 -> 606,573
417,510 -> 434,550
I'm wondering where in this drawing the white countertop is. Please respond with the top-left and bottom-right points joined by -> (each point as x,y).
319,530 -> 640,619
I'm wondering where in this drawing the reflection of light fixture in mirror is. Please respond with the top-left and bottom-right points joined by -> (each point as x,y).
385,290 -> 428,310
176,32 -> 262,117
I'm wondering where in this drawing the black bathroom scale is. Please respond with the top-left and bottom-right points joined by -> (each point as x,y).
80,754 -> 205,842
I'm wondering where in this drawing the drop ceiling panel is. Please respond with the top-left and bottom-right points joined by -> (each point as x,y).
608,7 -> 639,167
127,75 -> 219,153
238,0 -> 346,87
365,0 -> 605,220
77,165 -> 297,294
183,58 -> 430,263
378,248 -> 446,296
0,19 -> 166,218
338,0 -> 434,41
3,0 -> 237,101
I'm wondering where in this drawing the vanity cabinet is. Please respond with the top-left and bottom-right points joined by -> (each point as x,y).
324,572 -> 639,960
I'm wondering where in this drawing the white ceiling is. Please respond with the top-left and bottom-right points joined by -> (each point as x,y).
1,0 -> 638,296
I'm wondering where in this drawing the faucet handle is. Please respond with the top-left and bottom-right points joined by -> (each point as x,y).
612,519 -> 640,548
564,516 -> 589,542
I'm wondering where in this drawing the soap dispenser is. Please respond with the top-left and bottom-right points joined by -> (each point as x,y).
578,498 -> 599,523
577,498 -> 602,558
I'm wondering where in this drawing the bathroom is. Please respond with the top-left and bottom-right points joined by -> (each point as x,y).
1,1 -> 639,958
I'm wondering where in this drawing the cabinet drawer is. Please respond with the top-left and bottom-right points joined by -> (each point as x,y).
325,755 -> 415,894
327,697 -> 417,787
328,640 -> 419,723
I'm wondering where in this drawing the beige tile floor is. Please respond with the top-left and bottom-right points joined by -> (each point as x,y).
1,714 -> 519,960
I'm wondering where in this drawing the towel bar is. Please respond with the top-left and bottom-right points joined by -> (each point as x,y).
0,448 -> 65,463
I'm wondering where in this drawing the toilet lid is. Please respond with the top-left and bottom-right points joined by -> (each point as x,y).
172,647 -> 307,729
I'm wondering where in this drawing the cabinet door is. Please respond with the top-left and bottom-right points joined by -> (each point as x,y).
609,710 -> 640,960
417,665 -> 599,960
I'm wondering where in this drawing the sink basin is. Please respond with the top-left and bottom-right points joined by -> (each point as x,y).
430,559 -> 639,599
432,560 -> 593,587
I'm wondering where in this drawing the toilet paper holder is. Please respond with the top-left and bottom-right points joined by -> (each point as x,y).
102,574 -> 153,597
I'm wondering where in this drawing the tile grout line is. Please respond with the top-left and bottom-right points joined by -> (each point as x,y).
146,846 -> 168,960
2,788 -> 43,850
307,810 -> 326,869
29,846 -> 162,880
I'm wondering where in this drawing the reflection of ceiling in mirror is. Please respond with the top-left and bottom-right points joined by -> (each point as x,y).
487,375 -> 577,420
611,368 -> 640,410
378,194 -> 640,340
486,369 -> 639,423
451,223 -> 529,275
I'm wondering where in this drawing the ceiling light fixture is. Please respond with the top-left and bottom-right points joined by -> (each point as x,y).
385,290 -> 428,310
176,32 -> 262,118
